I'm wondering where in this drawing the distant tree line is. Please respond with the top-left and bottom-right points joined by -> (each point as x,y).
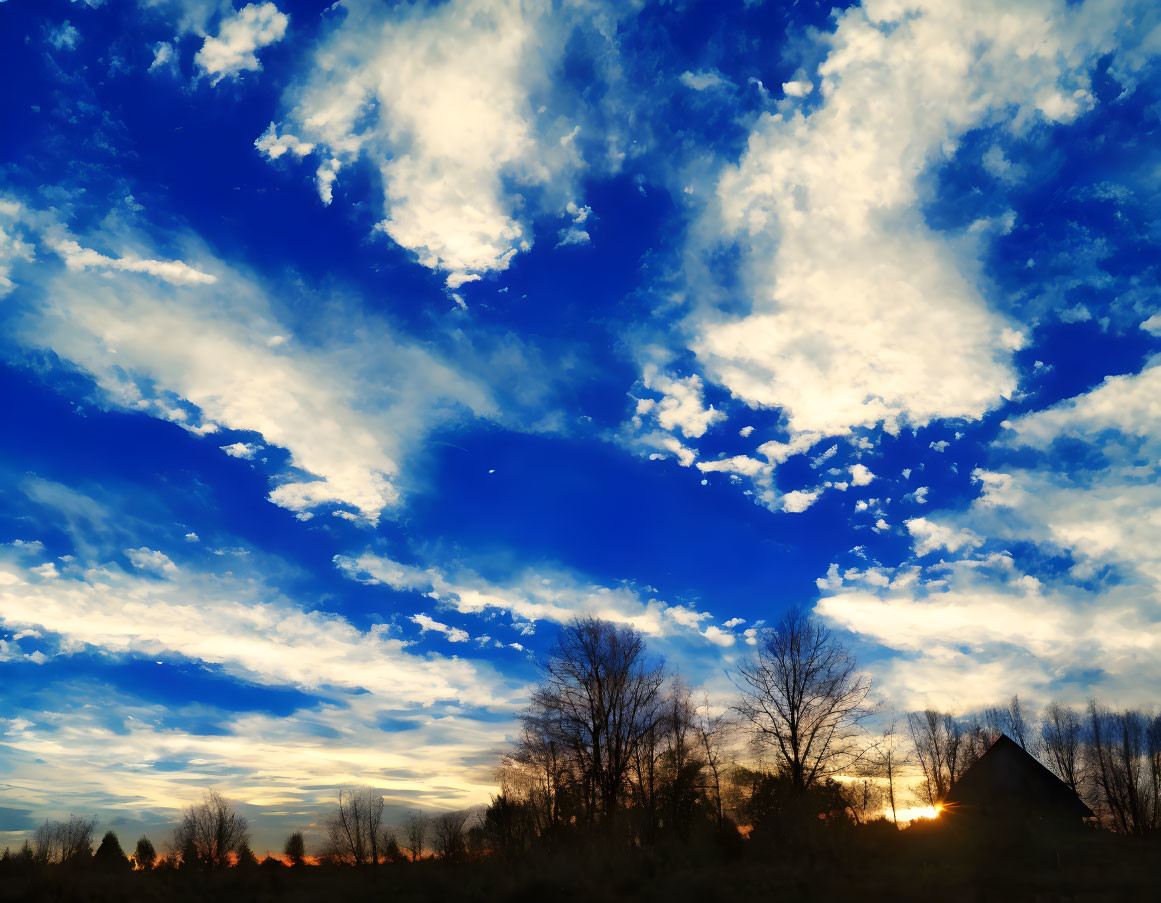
2,610 -> 1158,884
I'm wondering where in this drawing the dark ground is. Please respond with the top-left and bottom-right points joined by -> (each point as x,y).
2,821 -> 1158,902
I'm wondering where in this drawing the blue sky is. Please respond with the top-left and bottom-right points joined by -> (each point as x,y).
1,0 -> 1160,852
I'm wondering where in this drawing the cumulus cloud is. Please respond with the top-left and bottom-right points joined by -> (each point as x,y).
782,488 -> 821,513
124,547 -> 179,576
685,0 -> 1139,451
905,516 -> 981,556
781,79 -> 812,97
555,201 -> 592,249
254,122 -> 314,160
265,0 -> 615,289
195,2 -> 288,84
220,441 -> 262,459
638,365 -> 725,440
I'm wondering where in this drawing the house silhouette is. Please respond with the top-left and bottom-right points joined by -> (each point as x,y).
941,734 -> 1094,823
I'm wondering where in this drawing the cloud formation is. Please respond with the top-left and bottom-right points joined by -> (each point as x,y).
195,2 -> 288,84
10,201 -> 498,522
686,0 -> 1141,445
265,0 -> 614,290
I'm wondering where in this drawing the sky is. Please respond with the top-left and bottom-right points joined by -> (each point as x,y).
1,0 -> 1159,854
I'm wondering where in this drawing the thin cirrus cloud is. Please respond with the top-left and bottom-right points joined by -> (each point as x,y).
334,552 -> 741,649
0,544 -> 522,710
6,200 -> 499,523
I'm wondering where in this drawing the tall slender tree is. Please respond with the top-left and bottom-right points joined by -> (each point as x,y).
735,607 -> 871,794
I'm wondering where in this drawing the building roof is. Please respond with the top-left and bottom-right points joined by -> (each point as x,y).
941,734 -> 1094,821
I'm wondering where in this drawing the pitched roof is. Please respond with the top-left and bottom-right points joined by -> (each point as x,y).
941,734 -> 1094,821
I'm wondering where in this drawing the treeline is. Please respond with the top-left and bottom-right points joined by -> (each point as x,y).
905,698 -> 1161,835
2,612 -> 1159,884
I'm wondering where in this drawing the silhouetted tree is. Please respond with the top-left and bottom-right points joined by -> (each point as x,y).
382,833 -> 406,863
283,830 -> 306,866
133,835 -> 156,871
235,841 -> 258,869
1086,702 -> 1158,834
907,709 -> 988,807
527,617 -> 666,824
657,680 -> 709,837
1041,702 -> 1084,793
984,695 -> 1034,751
484,792 -> 534,857
506,717 -> 571,836
403,811 -> 427,861
172,789 -> 250,870
431,810 -> 471,862
93,830 -> 130,871
695,691 -> 733,831
324,787 -> 385,867
735,608 -> 871,794
845,778 -> 886,824
864,714 -> 910,824
178,838 -> 200,871
33,816 -> 95,866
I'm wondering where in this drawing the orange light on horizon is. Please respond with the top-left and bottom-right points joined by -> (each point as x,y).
894,805 -> 940,824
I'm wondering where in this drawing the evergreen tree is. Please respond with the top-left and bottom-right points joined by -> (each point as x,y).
93,831 -> 130,871
133,836 -> 156,871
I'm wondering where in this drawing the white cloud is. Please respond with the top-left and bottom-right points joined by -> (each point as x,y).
48,21 -> 80,51
817,556 -> 1160,710
782,488 -> 821,513
685,0 -> 1136,451
220,441 -> 262,459
266,0 -> 612,289
0,201 -> 35,295
195,2 -> 288,84
0,551 -> 515,708
125,547 -> 179,576
639,365 -> 724,440
44,232 -> 216,287
254,122 -> 314,160
555,201 -> 592,248
149,41 -> 176,74
335,552 -> 732,647
696,455 -> 766,478
14,203 -> 499,523
849,463 -> 875,486
905,516 -> 981,556
1003,358 -> 1161,449
680,69 -> 731,91
781,79 -> 812,97
410,613 -> 470,643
